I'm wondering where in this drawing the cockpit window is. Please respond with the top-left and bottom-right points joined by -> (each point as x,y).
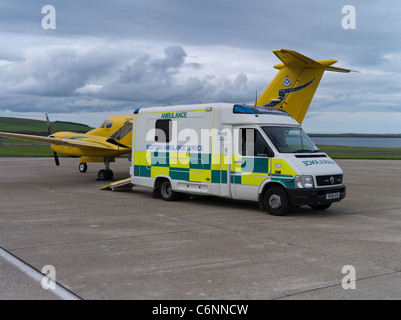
99,121 -> 106,128
105,120 -> 113,129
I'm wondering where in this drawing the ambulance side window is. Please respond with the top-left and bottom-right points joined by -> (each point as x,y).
155,119 -> 172,143
239,128 -> 271,157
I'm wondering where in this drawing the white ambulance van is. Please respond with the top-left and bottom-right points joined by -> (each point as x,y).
130,103 -> 345,215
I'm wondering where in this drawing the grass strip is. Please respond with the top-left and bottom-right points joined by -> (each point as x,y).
1,142 -> 400,159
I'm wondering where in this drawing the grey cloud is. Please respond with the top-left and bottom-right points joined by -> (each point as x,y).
0,1 -> 355,50
0,44 -> 121,97
0,42 -> 260,113
105,46 -> 258,106
118,46 -> 187,85
1,0 -> 401,127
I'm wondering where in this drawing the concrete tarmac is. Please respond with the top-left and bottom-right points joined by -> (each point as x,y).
0,157 -> 401,300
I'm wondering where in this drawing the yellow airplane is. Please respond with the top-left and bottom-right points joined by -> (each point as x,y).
0,49 -> 352,180
0,114 -> 133,180
256,48 -> 354,124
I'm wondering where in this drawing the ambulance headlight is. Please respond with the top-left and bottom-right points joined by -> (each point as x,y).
295,175 -> 314,188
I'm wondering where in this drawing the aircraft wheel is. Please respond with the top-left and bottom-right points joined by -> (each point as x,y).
79,162 -> 88,173
98,169 -> 113,180
106,169 -> 114,180
98,169 -> 107,180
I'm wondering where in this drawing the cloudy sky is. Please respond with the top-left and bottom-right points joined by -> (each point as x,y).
0,0 -> 400,133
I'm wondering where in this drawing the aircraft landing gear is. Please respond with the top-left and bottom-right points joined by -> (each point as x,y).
79,162 -> 88,173
78,158 -> 114,180
98,169 -> 113,180
97,157 -> 114,181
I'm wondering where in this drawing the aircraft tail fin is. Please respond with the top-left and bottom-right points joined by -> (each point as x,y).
256,49 -> 354,124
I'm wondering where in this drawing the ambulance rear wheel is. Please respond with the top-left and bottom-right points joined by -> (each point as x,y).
263,186 -> 290,216
79,162 -> 87,173
159,180 -> 177,201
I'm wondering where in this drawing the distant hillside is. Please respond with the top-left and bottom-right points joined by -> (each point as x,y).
0,117 -> 93,135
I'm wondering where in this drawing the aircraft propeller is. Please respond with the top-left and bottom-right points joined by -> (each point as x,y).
45,113 -> 60,166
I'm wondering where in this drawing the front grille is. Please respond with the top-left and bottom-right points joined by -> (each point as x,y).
316,174 -> 343,186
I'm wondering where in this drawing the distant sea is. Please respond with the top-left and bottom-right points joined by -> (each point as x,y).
311,137 -> 401,148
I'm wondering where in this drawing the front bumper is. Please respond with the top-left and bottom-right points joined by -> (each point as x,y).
287,185 -> 346,206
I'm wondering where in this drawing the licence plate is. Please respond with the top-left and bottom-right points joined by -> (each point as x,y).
326,192 -> 340,200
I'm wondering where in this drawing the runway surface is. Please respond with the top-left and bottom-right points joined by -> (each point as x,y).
1,157 -> 401,300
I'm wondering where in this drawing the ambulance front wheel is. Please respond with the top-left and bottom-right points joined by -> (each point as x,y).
159,179 -> 177,201
263,186 -> 290,216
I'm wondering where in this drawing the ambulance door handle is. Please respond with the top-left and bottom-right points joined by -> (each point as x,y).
234,159 -> 244,165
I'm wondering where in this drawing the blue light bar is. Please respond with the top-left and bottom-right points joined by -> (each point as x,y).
233,104 -> 291,116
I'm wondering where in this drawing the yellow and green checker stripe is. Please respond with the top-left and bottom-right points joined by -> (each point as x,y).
133,151 -> 297,187
134,151 -> 213,183
230,157 -> 297,188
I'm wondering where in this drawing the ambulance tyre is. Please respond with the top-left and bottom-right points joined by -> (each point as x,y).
263,186 -> 290,216
159,179 -> 177,201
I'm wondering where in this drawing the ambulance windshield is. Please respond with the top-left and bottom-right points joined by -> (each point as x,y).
261,126 -> 320,154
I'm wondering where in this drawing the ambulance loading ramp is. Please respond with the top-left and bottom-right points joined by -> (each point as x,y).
99,177 -> 133,191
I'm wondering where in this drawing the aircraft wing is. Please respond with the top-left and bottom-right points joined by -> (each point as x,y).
0,131 -> 120,151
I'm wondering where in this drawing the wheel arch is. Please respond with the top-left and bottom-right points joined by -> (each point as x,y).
153,175 -> 172,190
259,180 -> 288,197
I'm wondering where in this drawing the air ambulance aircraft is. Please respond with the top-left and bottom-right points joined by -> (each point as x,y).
0,49 -> 352,180
0,114 -> 133,180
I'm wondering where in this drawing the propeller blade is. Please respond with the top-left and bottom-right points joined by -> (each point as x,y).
45,113 -> 53,135
54,152 -> 60,166
45,114 -> 60,166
